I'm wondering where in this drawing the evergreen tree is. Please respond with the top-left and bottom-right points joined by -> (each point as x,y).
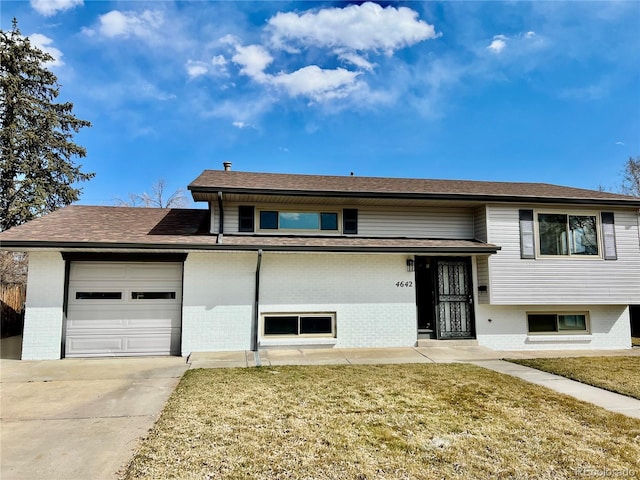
1,18 -> 93,231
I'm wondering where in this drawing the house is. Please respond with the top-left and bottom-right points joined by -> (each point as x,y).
1,163 -> 639,360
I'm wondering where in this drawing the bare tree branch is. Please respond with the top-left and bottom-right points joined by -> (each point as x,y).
114,178 -> 189,208
621,156 -> 640,197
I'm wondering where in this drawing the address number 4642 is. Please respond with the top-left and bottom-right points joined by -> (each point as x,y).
395,281 -> 413,288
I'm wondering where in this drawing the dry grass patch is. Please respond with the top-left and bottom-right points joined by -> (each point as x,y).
509,356 -> 640,400
633,337 -> 640,347
122,364 -> 640,480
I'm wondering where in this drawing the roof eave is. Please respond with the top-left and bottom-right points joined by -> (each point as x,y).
188,186 -> 640,207
0,240 -> 501,255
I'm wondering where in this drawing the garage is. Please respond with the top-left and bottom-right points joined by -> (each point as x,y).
65,261 -> 183,357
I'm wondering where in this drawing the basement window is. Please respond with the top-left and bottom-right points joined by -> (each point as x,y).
527,313 -> 589,334
263,313 -> 335,336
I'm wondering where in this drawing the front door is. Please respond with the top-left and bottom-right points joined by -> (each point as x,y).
415,256 -> 435,337
435,258 -> 475,339
415,257 -> 475,340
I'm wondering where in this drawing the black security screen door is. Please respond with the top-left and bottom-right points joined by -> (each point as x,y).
435,258 -> 475,339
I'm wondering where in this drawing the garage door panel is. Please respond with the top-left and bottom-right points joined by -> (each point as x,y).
65,262 -> 183,357
66,330 -> 180,357
67,308 -> 182,328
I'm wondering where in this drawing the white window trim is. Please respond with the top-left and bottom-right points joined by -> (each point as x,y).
534,209 -> 602,259
526,311 -> 591,335
261,312 -> 337,338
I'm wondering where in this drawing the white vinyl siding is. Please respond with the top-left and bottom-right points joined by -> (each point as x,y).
221,203 -> 474,239
474,206 -> 488,242
487,205 -> 640,305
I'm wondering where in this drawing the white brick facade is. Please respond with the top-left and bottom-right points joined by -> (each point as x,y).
259,253 -> 416,349
17,249 -> 634,359
21,252 -> 65,360
181,251 -> 417,356
475,304 -> 631,350
182,252 -> 255,353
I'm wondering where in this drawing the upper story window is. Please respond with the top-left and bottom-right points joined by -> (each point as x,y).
259,210 -> 338,231
238,206 -> 357,234
538,213 -> 598,256
519,209 -> 616,260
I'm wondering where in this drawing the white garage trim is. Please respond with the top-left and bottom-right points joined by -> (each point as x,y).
65,261 -> 183,357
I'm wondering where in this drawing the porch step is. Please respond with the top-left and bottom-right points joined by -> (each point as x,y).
416,339 -> 479,347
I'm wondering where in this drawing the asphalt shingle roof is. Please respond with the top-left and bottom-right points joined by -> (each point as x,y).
189,170 -> 640,203
0,206 -> 498,252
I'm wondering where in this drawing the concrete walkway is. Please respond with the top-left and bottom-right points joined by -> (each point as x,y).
471,360 -> 640,419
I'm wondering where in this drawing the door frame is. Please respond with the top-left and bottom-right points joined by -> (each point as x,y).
415,256 -> 476,340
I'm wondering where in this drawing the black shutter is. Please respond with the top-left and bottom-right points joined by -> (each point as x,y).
238,206 -> 255,232
601,212 -> 617,260
519,210 -> 535,259
343,209 -> 358,234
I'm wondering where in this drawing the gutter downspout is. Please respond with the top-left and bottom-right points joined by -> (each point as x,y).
253,249 -> 263,366
216,191 -> 224,244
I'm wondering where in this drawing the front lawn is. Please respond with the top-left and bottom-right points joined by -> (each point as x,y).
122,364 -> 639,479
509,356 -> 640,400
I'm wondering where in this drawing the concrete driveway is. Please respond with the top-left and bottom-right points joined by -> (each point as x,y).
1,345 -> 188,480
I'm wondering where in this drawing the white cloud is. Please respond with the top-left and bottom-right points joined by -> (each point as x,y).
185,56 -> 229,79
487,35 -> 507,53
271,66 -> 361,102
29,33 -> 64,66
30,0 -> 82,17
186,60 -> 209,78
268,2 -> 438,54
616,141 -> 625,146
486,31 -> 544,56
232,121 -> 250,129
212,55 -> 228,70
95,10 -> 164,40
337,51 -> 375,71
231,44 -> 273,82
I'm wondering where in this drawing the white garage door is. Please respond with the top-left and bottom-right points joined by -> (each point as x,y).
65,262 -> 182,357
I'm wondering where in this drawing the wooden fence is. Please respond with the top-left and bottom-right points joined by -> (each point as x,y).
1,284 -> 26,338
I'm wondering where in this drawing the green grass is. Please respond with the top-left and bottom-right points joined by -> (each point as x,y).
122,364 -> 640,480
509,356 -> 640,400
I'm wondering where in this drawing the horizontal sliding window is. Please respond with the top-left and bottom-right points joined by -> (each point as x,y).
131,292 -> 176,300
76,292 -> 122,300
538,213 -> 598,256
263,314 -> 335,336
258,210 -> 338,231
528,313 -> 588,334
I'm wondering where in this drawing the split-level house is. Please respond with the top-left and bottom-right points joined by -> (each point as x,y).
1,164 -> 639,360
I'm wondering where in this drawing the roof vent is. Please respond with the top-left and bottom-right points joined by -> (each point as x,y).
223,162 -> 232,171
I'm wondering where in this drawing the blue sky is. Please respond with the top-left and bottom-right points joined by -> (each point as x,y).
3,1 -> 640,207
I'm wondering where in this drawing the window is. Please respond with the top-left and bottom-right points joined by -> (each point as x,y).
537,213 -> 599,256
343,208 -> 358,234
238,206 -> 254,232
263,314 -> 335,336
527,313 -> 588,333
76,292 -> 122,300
131,292 -> 176,300
260,211 -> 278,229
258,210 -> 339,231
